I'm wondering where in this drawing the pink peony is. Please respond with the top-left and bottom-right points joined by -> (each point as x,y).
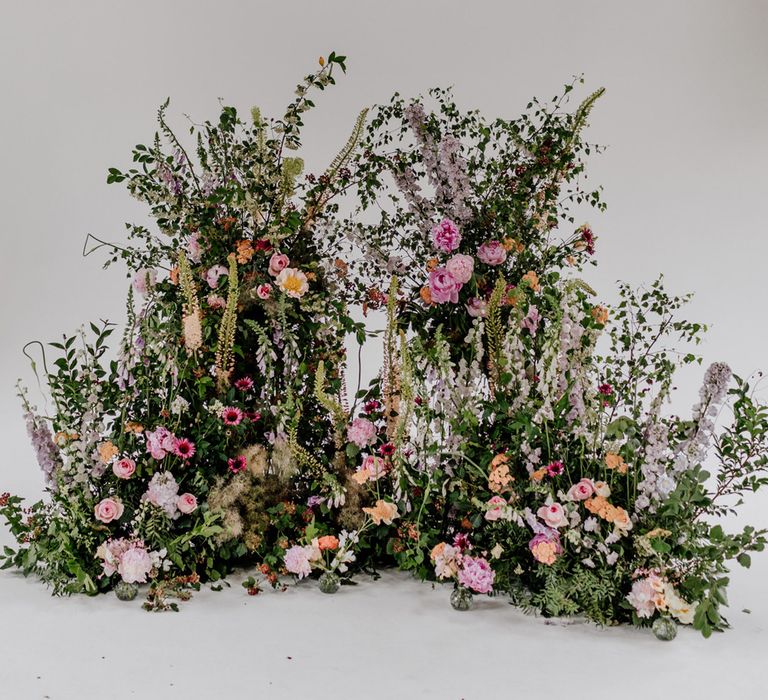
256,283 -> 272,299
466,297 -> 487,318
458,556 -> 495,594
477,240 -> 507,266
537,502 -> 568,528
142,471 -> 180,518
284,544 -> 313,579
428,267 -> 462,304
268,253 -> 290,277
567,478 -> 595,501
430,218 -> 462,253
94,497 -> 124,524
145,426 -> 177,460
185,232 -> 202,264
177,493 -> 198,514
112,457 -> 136,480
132,268 -> 157,296
205,264 -> 228,289
118,544 -> 153,584
347,418 -> 377,448
207,294 -> 226,309
484,495 -> 509,522
445,253 -> 474,284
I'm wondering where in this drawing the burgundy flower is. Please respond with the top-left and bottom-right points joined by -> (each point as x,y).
598,383 -> 613,396
452,533 -> 470,552
364,399 -> 381,414
378,442 -> 396,458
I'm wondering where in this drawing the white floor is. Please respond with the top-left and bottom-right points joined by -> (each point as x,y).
1,556 -> 765,700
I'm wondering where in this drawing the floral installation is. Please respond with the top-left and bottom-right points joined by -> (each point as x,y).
2,59 -> 767,639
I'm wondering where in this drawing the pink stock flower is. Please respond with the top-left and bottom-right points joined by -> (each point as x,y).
177,493 -> 198,514
94,497 -> 124,524
185,232 -> 202,264
458,556 -> 495,594
347,418 -> 377,448
428,267 -> 462,304
430,218 -> 462,253
268,253 -> 290,277
445,254 -> 474,284
568,478 -> 595,501
477,240 -> 507,266
112,457 -> 136,480
522,305 -> 541,336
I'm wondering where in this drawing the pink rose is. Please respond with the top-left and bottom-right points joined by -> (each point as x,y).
431,218 -> 462,253
484,495 -> 508,522
537,502 -> 567,528
94,497 -> 124,524
466,297 -> 487,318
567,478 -> 594,501
268,253 -> 290,277
256,283 -> 272,299
428,267 -> 462,304
112,457 -> 136,480
445,253 -> 474,284
477,240 -> 507,266
177,493 -> 198,514
118,545 -> 153,584
361,455 -> 386,481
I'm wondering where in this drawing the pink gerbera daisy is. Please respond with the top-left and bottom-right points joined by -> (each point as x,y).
546,460 -> 564,477
221,406 -> 244,426
228,455 -> 247,474
234,377 -> 254,391
173,438 -> 196,460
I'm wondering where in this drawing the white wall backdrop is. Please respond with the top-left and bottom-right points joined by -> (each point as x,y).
1,0 -> 766,590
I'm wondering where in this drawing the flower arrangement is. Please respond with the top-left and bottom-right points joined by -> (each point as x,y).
2,57 -> 767,639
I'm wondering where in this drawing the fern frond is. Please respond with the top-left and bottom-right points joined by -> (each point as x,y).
324,108 -> 369,180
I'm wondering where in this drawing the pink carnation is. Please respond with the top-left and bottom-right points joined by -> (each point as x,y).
428,267 -> 462,304
431,218 -> 462,253
457,556 -> 495,594
347,418 -> 377,448
477,240 -> 507,266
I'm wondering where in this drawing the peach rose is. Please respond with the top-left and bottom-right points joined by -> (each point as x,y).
94,497 -> 124,524
177,493 -> 198,514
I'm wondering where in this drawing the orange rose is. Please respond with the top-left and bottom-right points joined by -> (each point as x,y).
419,286 -> 434,305
317,535 -> 340,551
